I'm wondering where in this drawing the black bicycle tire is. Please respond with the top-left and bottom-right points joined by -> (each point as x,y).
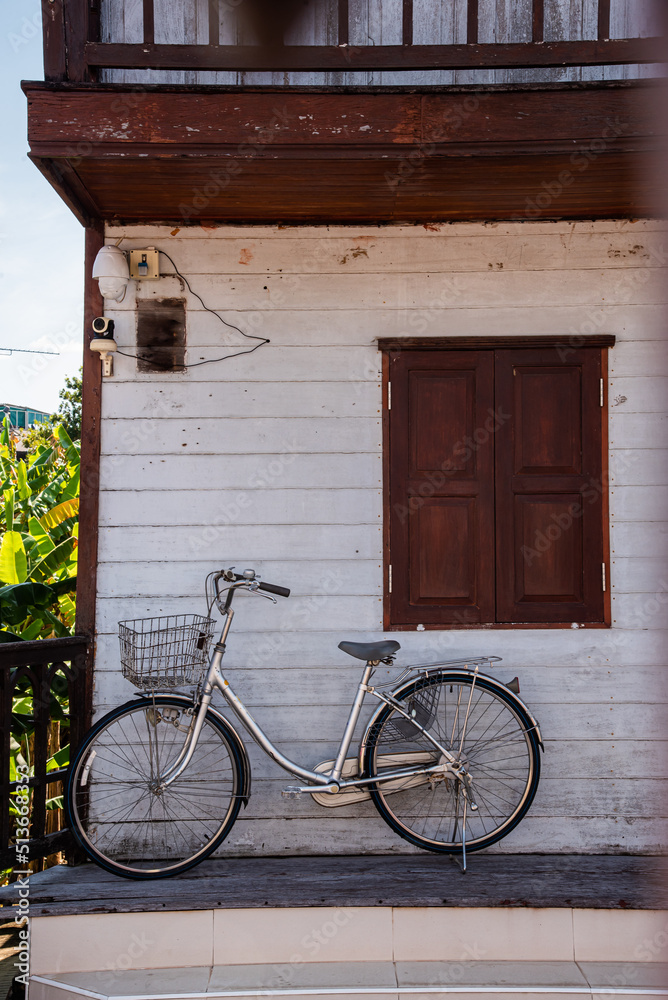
66,695 -> 246,879
363,672 -> 541,854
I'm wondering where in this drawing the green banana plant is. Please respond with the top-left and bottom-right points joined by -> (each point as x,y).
0,418 -> 79,640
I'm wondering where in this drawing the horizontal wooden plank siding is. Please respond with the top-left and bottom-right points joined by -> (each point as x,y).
95,217 -> 667,855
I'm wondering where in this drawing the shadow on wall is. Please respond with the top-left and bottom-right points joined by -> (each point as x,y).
238,0 -> 325,49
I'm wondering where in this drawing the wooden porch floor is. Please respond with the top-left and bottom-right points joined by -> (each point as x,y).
1,855 -> 666,917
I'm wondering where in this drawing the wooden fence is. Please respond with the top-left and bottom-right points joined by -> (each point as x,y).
0,637 -> 89,871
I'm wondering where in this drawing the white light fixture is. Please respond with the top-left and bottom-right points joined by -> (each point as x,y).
92,245 -> 130,302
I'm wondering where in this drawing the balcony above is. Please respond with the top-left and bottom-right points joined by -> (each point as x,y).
28,0 -> 664,226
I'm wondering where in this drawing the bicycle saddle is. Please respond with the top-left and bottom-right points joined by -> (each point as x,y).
338,640 -> 401,662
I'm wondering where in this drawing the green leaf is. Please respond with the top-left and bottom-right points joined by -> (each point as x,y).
54,424 -> 79,465
60,466 -> 80,502
46,795 -> 64,810
31,537 -> 77,581
58,592 -> 76,628
12,696 -> 33,715
0,531 -> 27,584
3,488 -> 15,531
0,629 -> 23,642
27,517 -> 56,557
50,575 -> 77,597
41,608 -> 70,638
47,745 -> 70,771
18,619 -> 44,641
39,498 -> 79,532
0,581 -> 56,623
16,461 -> 32,501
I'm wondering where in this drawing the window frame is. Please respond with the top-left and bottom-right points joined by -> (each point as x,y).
380,335 -> 614,631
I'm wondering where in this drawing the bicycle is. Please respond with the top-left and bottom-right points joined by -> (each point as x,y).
66,567 -> 543,879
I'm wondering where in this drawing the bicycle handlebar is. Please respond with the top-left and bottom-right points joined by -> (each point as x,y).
218,569 -> 290,599
257,580 -> 291,599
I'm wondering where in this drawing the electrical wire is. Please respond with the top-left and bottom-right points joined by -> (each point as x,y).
115,247 -> 270,369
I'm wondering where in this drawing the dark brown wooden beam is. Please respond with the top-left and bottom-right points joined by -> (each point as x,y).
402,0 -> 413,47
82,37 -> 663,73
467,0 -> 478,45
532,0 -> 544,43
64,0 -> 90,82
598,0 -> 611,41
338,0 -> 349,46
378,335 -> 616,351
75,224 -> 104,732
143,0 -> 155,45
209,0 -> 220,46
43,0 -> 67,82
24,84 -> 658,149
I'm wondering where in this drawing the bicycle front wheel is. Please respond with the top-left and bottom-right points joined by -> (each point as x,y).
66,696 -> 246,879
363,673 -> 541,854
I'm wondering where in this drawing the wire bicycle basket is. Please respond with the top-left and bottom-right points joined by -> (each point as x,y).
119,614 -> 216,690
369,673 -> 442,747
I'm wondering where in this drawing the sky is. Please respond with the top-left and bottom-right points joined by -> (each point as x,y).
0,1 -> 85,414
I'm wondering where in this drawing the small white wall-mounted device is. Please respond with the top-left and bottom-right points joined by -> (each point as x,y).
90,317 -> 118,377
129,248 -> 160,280
92,245 -> 130,302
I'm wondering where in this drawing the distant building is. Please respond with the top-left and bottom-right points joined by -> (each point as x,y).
1,403 -> 51,431
2,403 -> 52,455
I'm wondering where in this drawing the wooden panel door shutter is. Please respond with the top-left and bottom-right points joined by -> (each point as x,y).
388,350 -> 496,626
386,344 -> 606,627
494,347 -> 605,624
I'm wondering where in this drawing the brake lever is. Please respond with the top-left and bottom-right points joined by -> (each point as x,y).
248,583 -> 277,604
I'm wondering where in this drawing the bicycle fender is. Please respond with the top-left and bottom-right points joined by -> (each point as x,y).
137,694 -> 252,806
358,668 -> 543,775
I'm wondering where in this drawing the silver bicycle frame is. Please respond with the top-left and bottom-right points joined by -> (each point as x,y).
157,599 -> 464,793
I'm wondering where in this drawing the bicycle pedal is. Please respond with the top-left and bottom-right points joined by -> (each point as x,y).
282,786 -> 303,799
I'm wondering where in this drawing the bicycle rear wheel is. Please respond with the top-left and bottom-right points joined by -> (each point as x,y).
66,695 -> 246,879
363,672 -> 541,854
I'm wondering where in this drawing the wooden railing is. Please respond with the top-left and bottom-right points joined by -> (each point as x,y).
43,0 -> 662,83
0,637 -> 89,871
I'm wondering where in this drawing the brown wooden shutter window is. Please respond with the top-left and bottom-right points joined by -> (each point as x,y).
382,338 -> 612,629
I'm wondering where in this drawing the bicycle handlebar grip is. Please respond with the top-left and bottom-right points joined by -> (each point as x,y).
258,580 -> 290,598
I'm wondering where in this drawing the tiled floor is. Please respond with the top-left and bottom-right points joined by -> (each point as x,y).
29,961 -> 668,999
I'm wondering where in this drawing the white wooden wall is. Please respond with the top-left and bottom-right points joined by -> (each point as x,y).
100,0 -> 661,85
97,218 -> 668,855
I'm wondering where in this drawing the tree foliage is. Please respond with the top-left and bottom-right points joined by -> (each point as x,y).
22,367 -> 83,452
0,416 -> 79,640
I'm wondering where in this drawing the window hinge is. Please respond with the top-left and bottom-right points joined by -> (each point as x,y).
600,378 -> 604,407
388,564 -> 393,593
387,382 -> 392,410
602,562 -> 606,592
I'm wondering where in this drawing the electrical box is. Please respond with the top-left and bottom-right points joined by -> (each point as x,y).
129,248 -> 160,280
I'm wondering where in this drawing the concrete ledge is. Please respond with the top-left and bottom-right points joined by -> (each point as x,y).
27,908 -> 668,977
